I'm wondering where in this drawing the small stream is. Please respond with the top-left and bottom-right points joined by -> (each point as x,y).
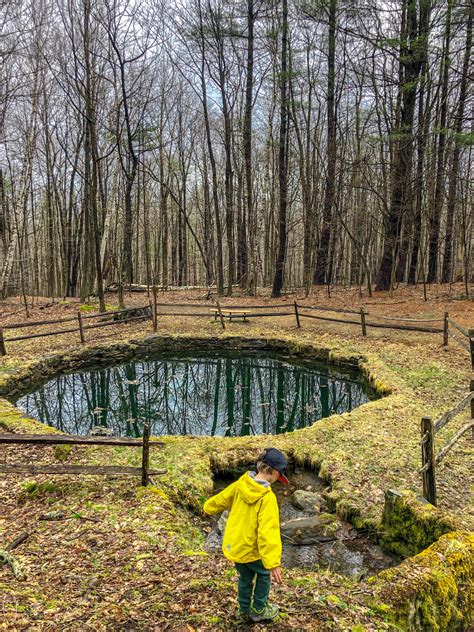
204,467 -> 396,578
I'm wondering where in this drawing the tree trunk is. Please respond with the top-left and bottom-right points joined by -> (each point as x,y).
408,2 -> 431,285
198,0 -> 224,295
272,0 -> 289,298
427,0 -> 452,283
442,8 -> 472,283
376,0 -> 426,291
313,0 -> 336,286
242,0 -> 254,290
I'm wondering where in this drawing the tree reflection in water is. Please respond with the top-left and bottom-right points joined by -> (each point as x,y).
15,353 -> 375,437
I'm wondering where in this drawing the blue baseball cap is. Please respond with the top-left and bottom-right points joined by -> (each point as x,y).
261,447 -> 289,485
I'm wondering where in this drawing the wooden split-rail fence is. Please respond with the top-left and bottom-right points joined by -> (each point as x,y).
153,301 -> 473,368
0,295 -> 472,368
419,381 -> 474,506
0,305 -> 154,356
0,422 -> 165,486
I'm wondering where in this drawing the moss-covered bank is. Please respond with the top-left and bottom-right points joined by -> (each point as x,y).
370,531 -> 473,630
380,489 -> 462,558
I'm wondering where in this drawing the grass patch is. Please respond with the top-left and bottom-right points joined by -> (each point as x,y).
18,480 -> 63,502
404,363 -> 454,390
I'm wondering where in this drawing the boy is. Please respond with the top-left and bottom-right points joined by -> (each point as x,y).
203,447 -> 289,623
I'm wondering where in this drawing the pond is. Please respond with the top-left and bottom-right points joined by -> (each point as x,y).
13,352 -> 377,437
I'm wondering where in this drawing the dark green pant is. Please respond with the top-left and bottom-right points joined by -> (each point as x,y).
235,560 -> 271,612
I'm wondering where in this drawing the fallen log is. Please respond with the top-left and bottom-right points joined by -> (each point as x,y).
6,531 -> 30,551
0,550 -> 26,580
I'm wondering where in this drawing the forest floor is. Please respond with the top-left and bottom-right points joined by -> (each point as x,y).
0,283 -> 472,630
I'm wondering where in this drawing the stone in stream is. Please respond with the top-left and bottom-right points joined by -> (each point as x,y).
280,513 -> 341,544
318,540 -> 364,577
291,490 -> 327,513
282,540 -> 365,578
217,510 -> 229,534
203,528 -> 221,554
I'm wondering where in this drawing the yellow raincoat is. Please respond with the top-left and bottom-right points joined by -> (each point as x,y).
203,473 -> 282,569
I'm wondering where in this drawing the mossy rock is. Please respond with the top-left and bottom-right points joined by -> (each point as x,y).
379,489 -> 461,558
369,531 -> 474,631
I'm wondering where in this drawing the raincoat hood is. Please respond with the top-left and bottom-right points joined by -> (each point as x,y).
237,473 -> 271,505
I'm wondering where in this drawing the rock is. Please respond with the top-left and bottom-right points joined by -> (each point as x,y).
203,529 -> 222,554
318,540 -> 364,578
281,539 -> 364,578
217,510 -> 229,534
291,490 -> 326,513
90,426 -> 114,436
39,510 -> 67,521
203,510 -> 229,554
281,513 -> 341,544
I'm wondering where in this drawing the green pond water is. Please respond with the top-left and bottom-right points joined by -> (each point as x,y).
14,352 -> 377,437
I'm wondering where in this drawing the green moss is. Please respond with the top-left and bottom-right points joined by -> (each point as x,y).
79,303 -> 95,312
289,576 -> 319,588
404,363 -> 454,391
370,532 -> 474,631
18,480 -> 63,504
326,594 -> 343,606
53,444 -> 72,462
379,490 -> 461,557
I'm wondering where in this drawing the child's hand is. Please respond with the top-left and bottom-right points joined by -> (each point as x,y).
270,567 -> 282,584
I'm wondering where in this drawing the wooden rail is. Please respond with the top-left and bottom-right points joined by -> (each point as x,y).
1,300 -> 471,369
0,306 -> 152,355
0,433 -> 163,447
446,317 -> 474,366
419,381 -> 474,506
0,464 -> 167,477
0,422 -> 165,486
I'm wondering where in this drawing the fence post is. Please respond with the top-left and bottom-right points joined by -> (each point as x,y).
421,416 -> 437,506
216,301 -> 226,330
443,312 -> 449,346
0,327 -> 6,356
469,330 -> 474,371
152,286 -> 158,333
360,307 -> 367,337
77,311 -> 85,344
294,301 -> 301,328
141,420 -> 150,486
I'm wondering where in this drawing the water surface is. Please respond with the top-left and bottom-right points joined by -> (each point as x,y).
14,352 -> 376,437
